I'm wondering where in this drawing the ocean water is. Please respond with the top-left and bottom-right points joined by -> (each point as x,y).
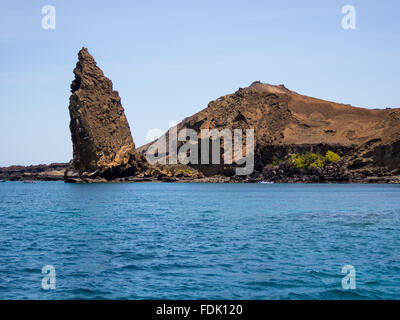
0,182 -> 399,300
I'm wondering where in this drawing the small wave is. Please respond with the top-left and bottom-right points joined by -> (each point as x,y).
20,267 -> 40,273
200,210 -> 218,214
318,289 -> 373,300
150,262 -> 205,271
246,279 -> 309,290
112,264 -> 144,272
70,288 -> 111,299
307,269 -> 338,279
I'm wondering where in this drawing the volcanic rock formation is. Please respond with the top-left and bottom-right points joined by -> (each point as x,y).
64,48 -> 202,182
62,48 -> 399,183
65,47 -> 146,181
139,81 -> 400,182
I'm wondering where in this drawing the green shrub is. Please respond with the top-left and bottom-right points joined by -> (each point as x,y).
290,150 -> 341,169
176,168 -> 193,175
290,152 -> 325,169
324,150 -> 341,163
309,158 -> 325,169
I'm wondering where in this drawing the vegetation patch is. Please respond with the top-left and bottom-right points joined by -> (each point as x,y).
290,151 -> 341,169
324,150 -> 341,163
175,167 -> 194,176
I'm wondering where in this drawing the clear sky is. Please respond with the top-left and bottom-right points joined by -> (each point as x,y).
0,0 -> 399,166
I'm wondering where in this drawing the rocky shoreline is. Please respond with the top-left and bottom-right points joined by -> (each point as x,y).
0,163 -> 67,181
1,162 -> 399,184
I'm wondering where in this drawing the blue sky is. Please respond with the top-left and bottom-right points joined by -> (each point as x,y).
0,0 -> 399,166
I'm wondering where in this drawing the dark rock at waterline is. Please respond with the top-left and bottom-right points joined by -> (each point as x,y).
0,163 -> 67,181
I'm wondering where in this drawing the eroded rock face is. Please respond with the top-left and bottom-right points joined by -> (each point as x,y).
65,47 -> 138,180
139,81 -> 400,177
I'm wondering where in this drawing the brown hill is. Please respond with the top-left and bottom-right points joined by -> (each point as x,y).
139,81 -> 400,180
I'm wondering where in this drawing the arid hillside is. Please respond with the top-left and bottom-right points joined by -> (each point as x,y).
139,81 -> 400,181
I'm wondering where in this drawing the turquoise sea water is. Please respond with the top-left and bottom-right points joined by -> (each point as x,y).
0,182 -> 399,300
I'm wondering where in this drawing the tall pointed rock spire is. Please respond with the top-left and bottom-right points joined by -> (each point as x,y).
65,47 -> 138,180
